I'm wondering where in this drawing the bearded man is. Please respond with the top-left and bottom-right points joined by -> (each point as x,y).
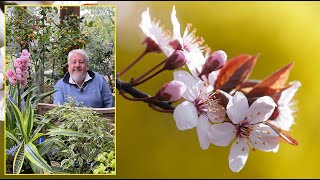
54,49 -> 114,108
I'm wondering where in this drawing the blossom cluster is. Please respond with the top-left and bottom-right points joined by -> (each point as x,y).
117,6 -> 301,172
6,49 -> 30,87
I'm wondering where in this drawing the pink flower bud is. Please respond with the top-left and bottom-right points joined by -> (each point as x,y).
9,77 -> 18,85
163,50 -> 186,70
199,50 -> 227,76
20,55 -> 30,63
6,69 -> 16,79
22,49 -> 30,57
155,80 -> 186,102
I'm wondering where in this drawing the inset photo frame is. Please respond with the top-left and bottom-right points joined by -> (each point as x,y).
4,4 -> 116,175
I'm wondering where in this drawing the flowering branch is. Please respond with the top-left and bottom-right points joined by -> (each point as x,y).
117,6 -> 301,173
116,78 -> 174,111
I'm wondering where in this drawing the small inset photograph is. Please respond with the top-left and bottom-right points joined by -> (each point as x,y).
4,4 -> 115,175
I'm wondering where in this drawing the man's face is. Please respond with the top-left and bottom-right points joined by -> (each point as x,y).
68,53 -> 88,83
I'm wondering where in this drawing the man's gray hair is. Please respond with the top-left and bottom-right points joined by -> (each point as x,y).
68,49 -> 89,65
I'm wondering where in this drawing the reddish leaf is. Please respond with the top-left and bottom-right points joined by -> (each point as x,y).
266,122 -> 299,146
239,80 -> 261,94
239,80 -> 261,89
247,63 -> 294,97
214,54 -> 258,93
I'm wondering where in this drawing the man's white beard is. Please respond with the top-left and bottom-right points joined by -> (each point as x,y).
71,72 -> 86,84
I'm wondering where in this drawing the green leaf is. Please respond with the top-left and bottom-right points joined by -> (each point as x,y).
21,85 -> 38,100
47,129 -> 92,137
30,89 -> 57,104
38,139 -> 55,156
38,139 -> 71,156
9,99 -> 27,142
45,123 -> 60,130
13,142 -> 25,174
6,131 -> 20,144
6,101 -> 16,131
31,116 -> 56,138
26,105 -> 35,139
29,133 -> 46,144
25,142 -> 54,173
30,162 -> 44,174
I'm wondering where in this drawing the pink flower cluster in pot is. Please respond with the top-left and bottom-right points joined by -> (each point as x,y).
6,49 -> 30,87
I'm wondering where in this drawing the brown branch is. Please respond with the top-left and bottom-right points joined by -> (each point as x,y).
116,78 -> 175,111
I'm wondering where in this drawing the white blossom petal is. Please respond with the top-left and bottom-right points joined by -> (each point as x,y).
139,8 -> 173,56
269,81 -> 301,131
249,124 -> 279,152
227,91 -> 249,124
208,70 -> 219,87
173,101 -> 198,130
272,144 -> 280,153
139,8 -> 152,36
269,106 -> 294,131
171,6 -> 181,40
278,81 -> 301,106
173,70 -> 199,101
196,114 -> 211,150
207,103 -> 226,123
208,123 -> 236,146
247,96 -> 276,124
229,138 -> 249,172
186,50 -> 205,77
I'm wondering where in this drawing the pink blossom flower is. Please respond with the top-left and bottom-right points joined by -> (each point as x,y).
15,68 -> 23,75
170,6 -> 205,54
16,74 -> 25,81
208,92 -> 279,172
9,77 -> 18,85
20,55 -> 30,63
140,8 -> 173,56
22,71 -> 29,78
14,58 -> 24,68
6,69 -> 16,79
21,49 -> 30,57
173,70 -> 226,149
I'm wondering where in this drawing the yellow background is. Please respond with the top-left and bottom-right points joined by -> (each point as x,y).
2,1 -> 320,178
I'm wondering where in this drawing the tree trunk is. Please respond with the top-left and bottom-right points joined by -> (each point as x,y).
60,6 -> 80,74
